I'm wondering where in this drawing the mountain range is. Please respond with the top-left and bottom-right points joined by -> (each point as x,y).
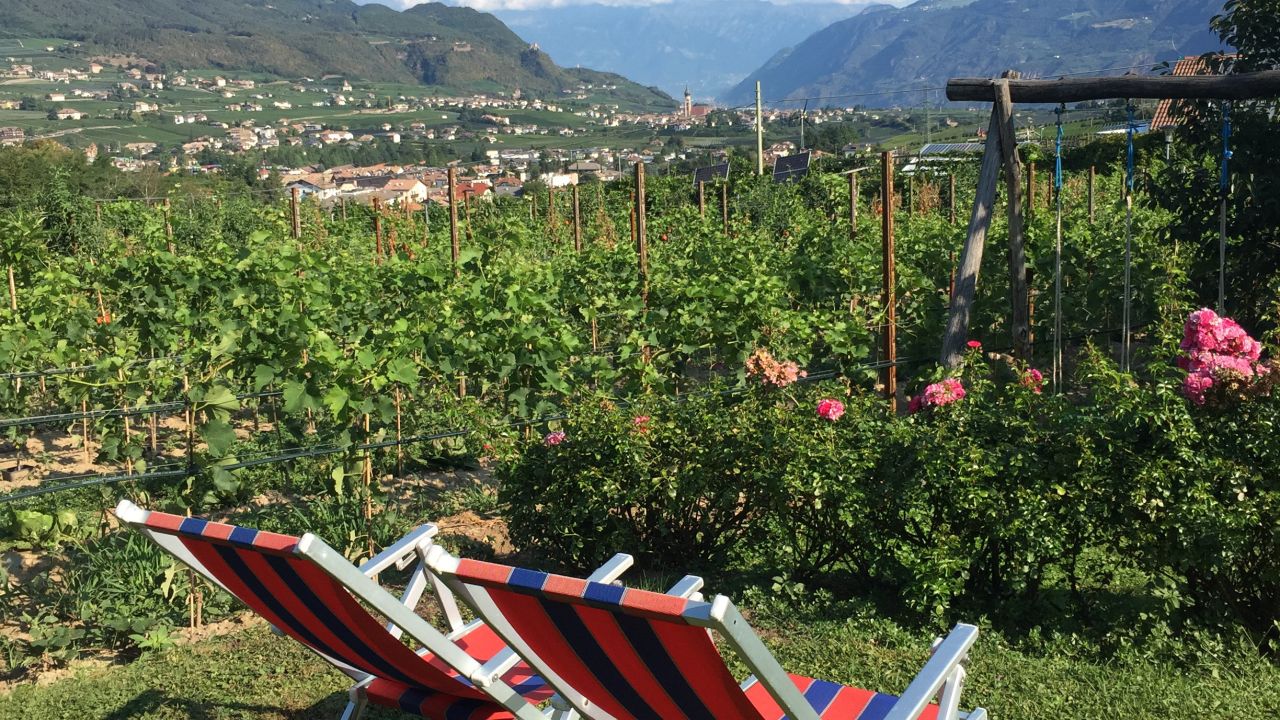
724,0 -> 1226,107
0,0 -> 672,107
466,0 -> 880,100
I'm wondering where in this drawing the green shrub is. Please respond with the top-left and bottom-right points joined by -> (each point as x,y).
498,347 -> 1280,640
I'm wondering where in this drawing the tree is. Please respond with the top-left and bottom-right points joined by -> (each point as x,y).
1153,0 -> 1280,326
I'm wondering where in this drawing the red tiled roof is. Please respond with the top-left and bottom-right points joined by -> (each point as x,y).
1152,55 -> 1232,130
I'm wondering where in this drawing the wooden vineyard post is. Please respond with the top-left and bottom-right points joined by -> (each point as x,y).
340,197 -> 348,221
1026,267 -> 1036,346
848,171 -> 858,241
949,173 -> 957,225
994,77 -> 1030,360
1088,166 -> 1096,224
81,398 -> 91,464
388,228 -> 399,258
881,151 -> 897,411
118,368 -> 133,475
628,191 -> 637,248
949,250 -> 957,300
572,185 -> 583,252
448,167 -> 460,276
941,100 -> 1005,367
720,183 -> 729,235
635,162 -> 649,307
362,413 -> 373,561
6,264 -> 15,311
548,186 -> 558,239
95,201 -> 102,224
394,388 -> 403,477
697,181 -> 706,216
372,198 -> 384,264
907,174 -> 914,218
462,191 -> 475,246
290,187 -> 301,240
163,199 -> 175,254
1027,161 -> 1036,221
422,201 -> 430,248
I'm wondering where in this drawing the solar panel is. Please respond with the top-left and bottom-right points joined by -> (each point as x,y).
920,143 -> 985,156
692,163 -> 730,187
772,151 -> 811,183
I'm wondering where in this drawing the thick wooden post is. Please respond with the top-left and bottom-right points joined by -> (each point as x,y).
572,185 -> 583,252
941,105 -> 1005,367
697,181 -> 706,216
635,163 -> 648,306
448,167 -> 460,275
881,151 -> 897,411
290,187 -> 301,239
340,197 -> 347,221
994,79 -> 1030,360
849,172 -> 858,241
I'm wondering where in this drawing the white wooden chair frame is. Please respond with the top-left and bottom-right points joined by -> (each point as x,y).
426,546 -> 988,720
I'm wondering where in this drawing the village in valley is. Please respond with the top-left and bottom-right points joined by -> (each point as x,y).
0,38 -> 1066,208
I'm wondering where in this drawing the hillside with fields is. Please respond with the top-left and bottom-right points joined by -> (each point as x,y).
0,0 -> 672,105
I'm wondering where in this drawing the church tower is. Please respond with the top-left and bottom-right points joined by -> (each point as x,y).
683,86 -> 693,118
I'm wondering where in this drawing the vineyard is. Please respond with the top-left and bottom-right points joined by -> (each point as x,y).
0,136 -> 1278,719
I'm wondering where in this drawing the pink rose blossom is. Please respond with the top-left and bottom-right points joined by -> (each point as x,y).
543,431 -> 566,447
966,340 -> 982,350
632,415 -> 652,434
1178,308 -> 1267,405
910,378 -> 966,414
816,398 -> 845,421
1021,368 -> 1045,394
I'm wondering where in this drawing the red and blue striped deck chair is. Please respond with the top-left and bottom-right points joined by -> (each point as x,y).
115,499 -> 575,720
426,547 -> 987,720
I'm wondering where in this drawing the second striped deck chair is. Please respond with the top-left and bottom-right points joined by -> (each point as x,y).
116,499 -> 582,720
426,547 -> 987,720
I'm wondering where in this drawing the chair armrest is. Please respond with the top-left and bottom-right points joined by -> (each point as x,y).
585,553 -> 634,584
884,624 -> 979,720
360,524 -> 438,577
666,575 -> 704,599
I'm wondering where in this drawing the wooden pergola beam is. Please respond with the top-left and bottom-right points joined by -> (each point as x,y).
946,70 -> 1280,103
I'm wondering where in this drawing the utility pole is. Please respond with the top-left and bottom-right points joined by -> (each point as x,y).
800,100 -> 808,151
755,81 -> 765,176
924,87 -> 932,144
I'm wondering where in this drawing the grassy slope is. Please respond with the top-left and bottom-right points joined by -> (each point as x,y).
1,609 -> 1276,719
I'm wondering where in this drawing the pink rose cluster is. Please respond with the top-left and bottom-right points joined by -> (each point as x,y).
1021,368 -> 1044,394
1178,308 -> 1267,405
816,398 -> 845,421
745,348 -> 807,388
908,378 -> 966,414
543,431 -> 566,447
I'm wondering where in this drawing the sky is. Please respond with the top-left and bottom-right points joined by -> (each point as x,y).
365,0 -> 897,10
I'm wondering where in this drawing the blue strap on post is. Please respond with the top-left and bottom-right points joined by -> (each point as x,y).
1125,103 -> 1137,196
1221,101 -> 1233,196
1054,105 -> 1065,194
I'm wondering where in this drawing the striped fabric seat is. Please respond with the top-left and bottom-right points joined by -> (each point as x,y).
138,510 -> 553,718
450,558 -> 945,720
743,675 -> 939,720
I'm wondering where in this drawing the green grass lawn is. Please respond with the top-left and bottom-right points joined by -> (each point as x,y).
2,603 -> 1276,720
